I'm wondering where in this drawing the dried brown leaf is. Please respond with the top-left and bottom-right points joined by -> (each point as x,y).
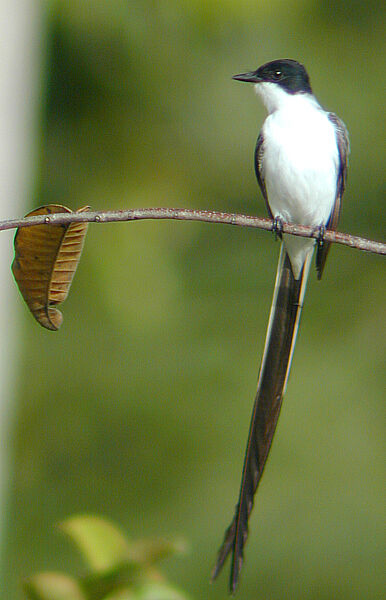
12,204 -> 89,330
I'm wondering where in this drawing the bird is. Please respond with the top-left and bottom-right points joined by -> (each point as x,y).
211,59 -> 349,593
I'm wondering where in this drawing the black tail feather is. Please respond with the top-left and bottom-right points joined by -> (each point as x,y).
212,244 -> 312,593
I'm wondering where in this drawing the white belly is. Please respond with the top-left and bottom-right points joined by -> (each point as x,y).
262,105 -> 338,278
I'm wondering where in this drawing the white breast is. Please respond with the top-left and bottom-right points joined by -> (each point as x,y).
256,85 -> 339,277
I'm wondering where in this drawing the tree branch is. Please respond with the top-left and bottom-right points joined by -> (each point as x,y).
1,207 -> 385,255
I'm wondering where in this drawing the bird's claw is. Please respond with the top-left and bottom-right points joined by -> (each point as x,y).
317,224 -> 326,249
272,216 -> 284,240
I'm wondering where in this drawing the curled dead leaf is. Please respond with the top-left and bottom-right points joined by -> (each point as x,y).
12,204 -> 89,330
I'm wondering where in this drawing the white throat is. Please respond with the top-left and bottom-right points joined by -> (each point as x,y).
254,81 -> 319,114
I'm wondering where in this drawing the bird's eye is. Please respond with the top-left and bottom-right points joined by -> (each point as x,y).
273,70 -> 282,80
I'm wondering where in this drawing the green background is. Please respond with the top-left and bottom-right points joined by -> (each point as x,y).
3,1 -> 385,598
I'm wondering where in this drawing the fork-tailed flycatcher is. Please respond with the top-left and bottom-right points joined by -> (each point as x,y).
212,59 -> 349,593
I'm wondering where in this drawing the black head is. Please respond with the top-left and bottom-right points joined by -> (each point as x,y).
233,59 -> 312,95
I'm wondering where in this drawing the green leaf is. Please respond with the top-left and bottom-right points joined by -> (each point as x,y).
60,515 -> 131,573
105,581 -> 191,600
23,572 -> 86,600
103,588 -> 136,600
125,538 -> 188,567
135,582 -> 192,600
80,564 -> 137,600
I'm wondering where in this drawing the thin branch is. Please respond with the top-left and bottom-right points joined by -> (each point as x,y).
1,207 -> 385,255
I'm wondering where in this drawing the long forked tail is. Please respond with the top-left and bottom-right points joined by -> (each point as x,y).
212,242 -> 313,593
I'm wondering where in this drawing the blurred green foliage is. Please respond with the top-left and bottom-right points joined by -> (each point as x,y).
3,1 -> 385,599
23,514 -> 190,600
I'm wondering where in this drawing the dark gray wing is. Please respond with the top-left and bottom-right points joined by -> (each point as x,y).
316,113 -> 350,278
254,133 -> 273,218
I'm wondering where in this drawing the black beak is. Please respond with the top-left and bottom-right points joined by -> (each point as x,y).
232,71 -> 262,83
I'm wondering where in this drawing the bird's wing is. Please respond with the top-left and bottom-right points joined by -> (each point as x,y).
316,113 -> 350,278
254,133 -> 273,219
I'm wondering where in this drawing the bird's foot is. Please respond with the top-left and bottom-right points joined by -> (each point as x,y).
272,216 -> 284,241
317,224 -> 326,249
